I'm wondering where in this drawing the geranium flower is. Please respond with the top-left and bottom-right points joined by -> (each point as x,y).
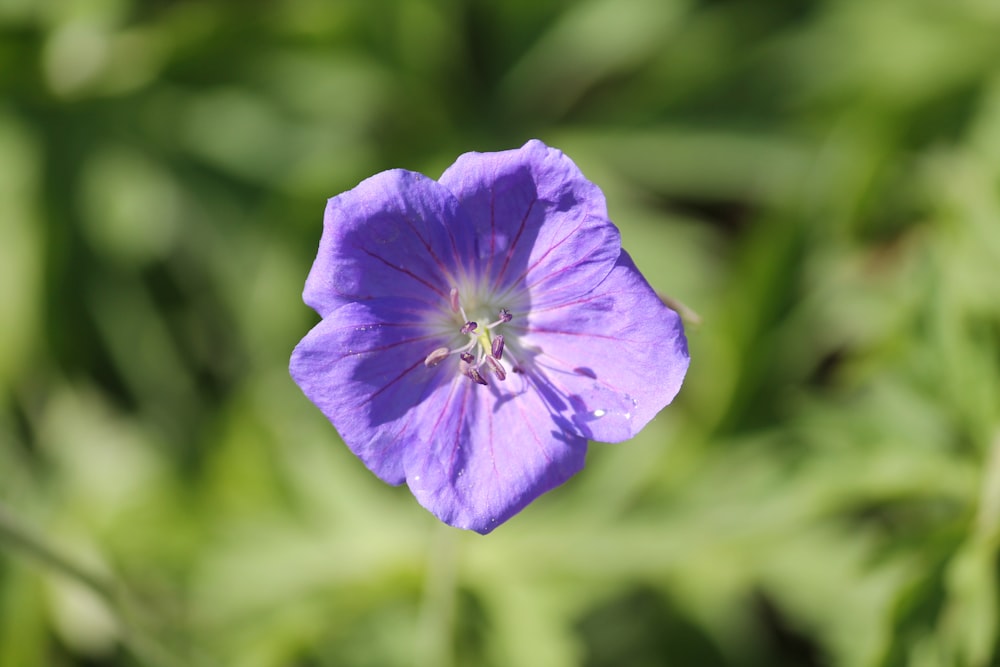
290,140 -> 689,534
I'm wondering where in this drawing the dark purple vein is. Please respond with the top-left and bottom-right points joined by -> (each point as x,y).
492,197 -> 537,291
358,247 -> 446,298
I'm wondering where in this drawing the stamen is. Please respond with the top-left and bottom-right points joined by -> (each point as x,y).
424,347 -> 450,367
425,296 -> 516,387
485,355 -> 506,381
466,366 -> 489,386
484,309 -> 514,329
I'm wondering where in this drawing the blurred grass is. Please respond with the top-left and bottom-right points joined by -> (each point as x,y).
2,0 -> 1000,665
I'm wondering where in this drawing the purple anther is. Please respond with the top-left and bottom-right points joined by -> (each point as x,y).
424,347 -> 450,367
491,334 -> 505,360
460,352 -> 475,364
485,355 -> 506,381
461,321 -> 478,334
449,287 -> 460,313
466,367 -> 489,386
498,308 -> 512,323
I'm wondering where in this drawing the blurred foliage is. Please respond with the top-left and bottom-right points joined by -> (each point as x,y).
2,0 -> 1000,665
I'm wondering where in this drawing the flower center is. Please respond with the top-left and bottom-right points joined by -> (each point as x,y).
423,287 -> 517,386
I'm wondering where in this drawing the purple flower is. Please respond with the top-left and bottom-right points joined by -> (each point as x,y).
290,140 -> 689,534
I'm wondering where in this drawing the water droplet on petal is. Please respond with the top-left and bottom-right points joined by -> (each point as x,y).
573,388 -> 638,441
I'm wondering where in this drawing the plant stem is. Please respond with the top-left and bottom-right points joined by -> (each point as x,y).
414,523 -> 458,667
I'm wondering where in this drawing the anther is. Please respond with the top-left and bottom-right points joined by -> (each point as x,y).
449,288 -> 460,313
460,352 -> 475,364
485,355 -> 506,381
466,367 -> 489,386
460,321 -> 478,334
424,347 -> 450,367
491,334 -> 505,360
498,308 -> 512,323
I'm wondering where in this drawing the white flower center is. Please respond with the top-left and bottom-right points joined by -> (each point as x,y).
423,287 -> 520,386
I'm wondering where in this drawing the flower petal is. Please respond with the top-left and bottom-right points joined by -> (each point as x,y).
512,251 -> 689,443
438,139 -> 621,309
303,169 -> 474,318
402,377 -> 588,534
289,297 -> 452,484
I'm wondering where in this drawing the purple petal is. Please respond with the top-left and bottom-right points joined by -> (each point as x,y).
303,170 -> 473,318
511,251 -> 689,443
402,377 -> 588,534
290,297 -> 453,484
438,139 -> 621,309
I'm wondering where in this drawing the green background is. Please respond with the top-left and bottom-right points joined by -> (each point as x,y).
2,0 -> 1000,665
